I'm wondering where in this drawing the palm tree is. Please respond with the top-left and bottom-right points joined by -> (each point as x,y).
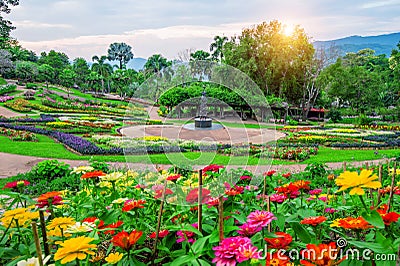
144,54 -> 171,76
107,43 -> 134,70
210,35 -> 228,62
91,55 -> 113,93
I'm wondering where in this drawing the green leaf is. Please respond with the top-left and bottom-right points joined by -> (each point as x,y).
289,222 -> 311,243
275,213 -> 286,231
361,210 -> 385,229
170,254 -> 196,266
348,241 -> 391,253
192,235 -> 210,255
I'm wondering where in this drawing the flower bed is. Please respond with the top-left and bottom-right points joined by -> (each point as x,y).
1,163 -> 399,265
0,95 -> 14,102
0,84 -> 17,95
0,127 -> 38,141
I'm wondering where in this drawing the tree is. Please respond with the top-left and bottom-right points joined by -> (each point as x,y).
190,50 -> 211,61
91,55 -> 113,93
210,35 -> 228,62
38,64 -> 55,88
223,20 -> 314,103
107,42 -> 134,69
144,54 -> 171,75
0,0 -> 19,49
72,57 -> 90,87
15,61 -> 38,82
87,71 -> 102,94
38,50 -> 69,83
0,49 -> 14,75
59,68 -> 76,88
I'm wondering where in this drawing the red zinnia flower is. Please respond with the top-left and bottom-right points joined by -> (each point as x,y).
300,216 -> 327,226
186,188 -> 211,204
81,170 -> 106,179
282,173 -> 291,178
103,221 -> 123,235
3,180 -> 30,190
374,204 -> 400,225
149,229 -> 169,239
202,164 -> 224,174
292,180 -> 311,191
264,232 -> 293,249
111,230 -> 143,250
82,217 -> 104,228
122,199 -> 146,212
154,188 -> 173,199
240,175 -> 252,181
264,170 -> 276,177
36,191 -> 63,208
166,174 -> 181,182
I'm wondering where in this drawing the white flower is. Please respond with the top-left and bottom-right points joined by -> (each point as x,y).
65,222 -> 96,233
17,255 -> 51,266
71,166 -> 94,174
112,198 -> 129,204
101,172 -> 124,181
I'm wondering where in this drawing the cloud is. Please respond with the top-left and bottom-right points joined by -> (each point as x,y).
13,20 -> 72,29
361,0 -> 400,9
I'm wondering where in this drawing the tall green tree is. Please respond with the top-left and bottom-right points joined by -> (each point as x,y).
223,20 -> 314,103
91,55 -> 113,93
72,57 -> 90,88
38,50 -> 69,83
15,61 -> 38,82
107,42 -> 134,69
144,54 -> 171,75
210,35 -> 228,62
59,68 -> 76,88
38,64 -> 55,88
190,50 -> 211,61
0,0 -> 19,49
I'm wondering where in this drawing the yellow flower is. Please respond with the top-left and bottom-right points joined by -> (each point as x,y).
71,166 -> 94,174
47,217 -> 76,230
335,170 -> 381,195
65,222 -> 95,233
101,172 -> 124,182
2,208 -> 27,218
54,236 -> 97,264
105,252 -> 124,264
388,168 -> 400,175
112,198 -> 128,204
47,227 -> 72,238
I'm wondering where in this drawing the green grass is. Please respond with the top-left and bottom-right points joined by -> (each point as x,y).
0,134 -> 397,167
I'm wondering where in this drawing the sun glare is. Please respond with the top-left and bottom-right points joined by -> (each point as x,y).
283,24 -> 295,36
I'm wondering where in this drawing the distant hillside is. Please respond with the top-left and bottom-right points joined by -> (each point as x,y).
126,57 -> 147,71
314,32 -> 400,57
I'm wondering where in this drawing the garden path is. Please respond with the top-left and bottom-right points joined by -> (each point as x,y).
0,152 -> 390,178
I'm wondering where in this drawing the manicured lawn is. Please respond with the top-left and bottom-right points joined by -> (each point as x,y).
0,135 -> 397,166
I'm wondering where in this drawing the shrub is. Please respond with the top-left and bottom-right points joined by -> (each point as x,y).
29,160 -> 70,183
0,77 -> 7,85
25,83 -> 37,90
354,114 -> 372,126
327,109 -> 342,123
0,84 -> 17,96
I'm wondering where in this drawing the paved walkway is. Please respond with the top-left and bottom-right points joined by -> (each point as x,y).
0,152 -> 391,178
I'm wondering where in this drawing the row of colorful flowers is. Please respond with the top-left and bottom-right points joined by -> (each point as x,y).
1,163 -> 399,265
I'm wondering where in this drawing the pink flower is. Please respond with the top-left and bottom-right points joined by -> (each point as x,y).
246,210 -> 276,229
212,237 -> 260,266
245,185 -> 258,191
325,208 -> 338,214
237,243 -> 262,262
203,164 -> 225,174
176,223 -> 198,243
309,189 -> 323,195
240,175 -> 252,181
270,194 -> 287,203
237,222 -> 261,236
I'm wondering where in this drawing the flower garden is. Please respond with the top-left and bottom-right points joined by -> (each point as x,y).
1,161 -> 399,265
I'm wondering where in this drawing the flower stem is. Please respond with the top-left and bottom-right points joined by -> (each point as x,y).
359,195 -> 368,212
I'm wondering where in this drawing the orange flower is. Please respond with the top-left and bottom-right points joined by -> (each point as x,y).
300,216 -> 327,226
331,217 -> 373,230
37,191 -> 63,208
81,171 -> 106,179
266,252 -> 293,266
374,204 -> 400,226
300,242 -> 345,265
111,230 -> 142,251
292,180 -> 311,191
122,199 -> 146,212
264,232 -> 292,249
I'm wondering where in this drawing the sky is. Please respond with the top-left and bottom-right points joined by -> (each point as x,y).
5,0 -> 400,60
